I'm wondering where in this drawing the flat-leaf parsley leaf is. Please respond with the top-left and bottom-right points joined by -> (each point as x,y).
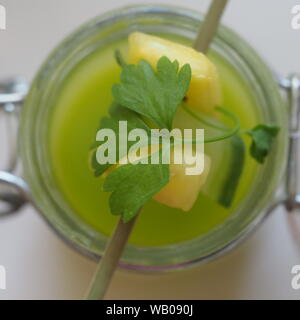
246,124 -> 280,163
112,56 -> 191,130
103,150 -> 170,222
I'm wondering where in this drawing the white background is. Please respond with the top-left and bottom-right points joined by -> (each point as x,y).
0,0 -> 300,300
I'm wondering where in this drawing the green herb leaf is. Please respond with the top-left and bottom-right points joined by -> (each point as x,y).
112,56 -> 191,130
246,124 -> 280,163
202,135 -> 245,208
103,150 -> 170,222
91,103 -> 151,177
218,135 -> 245,207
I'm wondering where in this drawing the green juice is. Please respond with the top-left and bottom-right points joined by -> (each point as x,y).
49,37 -> 258,247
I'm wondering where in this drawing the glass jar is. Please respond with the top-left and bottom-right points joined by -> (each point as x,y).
0,5 -> 292,271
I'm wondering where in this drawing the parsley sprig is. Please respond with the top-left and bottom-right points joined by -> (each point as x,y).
91,52 -> 280,222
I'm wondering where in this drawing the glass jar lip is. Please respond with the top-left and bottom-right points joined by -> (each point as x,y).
20,4 -> 288,271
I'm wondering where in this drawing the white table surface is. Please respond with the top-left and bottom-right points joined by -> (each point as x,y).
0,0 -> 300,300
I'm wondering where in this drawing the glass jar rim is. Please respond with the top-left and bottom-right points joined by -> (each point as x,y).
20,4 -> 288,271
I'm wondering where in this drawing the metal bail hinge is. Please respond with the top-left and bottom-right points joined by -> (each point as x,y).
284,74 -> 300,211
0,77 -> 29,217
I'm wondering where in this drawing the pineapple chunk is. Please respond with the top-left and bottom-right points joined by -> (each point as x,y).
103,145 -> 211,211
153,147 -> 211,211
128,32 -> 222,113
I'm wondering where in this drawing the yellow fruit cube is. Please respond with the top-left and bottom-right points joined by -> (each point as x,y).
153,147 -> 211,211
128,32 -> 222,113
102,144 -> 210,212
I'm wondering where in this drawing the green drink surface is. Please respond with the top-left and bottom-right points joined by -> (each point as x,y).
49,38 -> 258,247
